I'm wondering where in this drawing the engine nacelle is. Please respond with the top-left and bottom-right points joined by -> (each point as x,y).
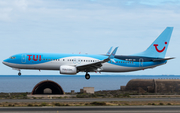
60,65 -> 77,74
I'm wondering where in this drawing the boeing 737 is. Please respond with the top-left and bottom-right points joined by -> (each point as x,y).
3,27 -> 174,79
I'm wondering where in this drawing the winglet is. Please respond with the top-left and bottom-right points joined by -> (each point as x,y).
106,46 -> 113,55
109,47 -> 118,59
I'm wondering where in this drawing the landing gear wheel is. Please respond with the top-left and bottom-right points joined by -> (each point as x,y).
85,74 -> 90,80
18,72 -> 21,76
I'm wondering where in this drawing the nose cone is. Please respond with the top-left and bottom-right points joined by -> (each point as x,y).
2,59 -> 8,66
2,61 -> 7,66
2,58 -> 14,68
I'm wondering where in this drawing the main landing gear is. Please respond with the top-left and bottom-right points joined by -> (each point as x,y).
85,72 -> 90,80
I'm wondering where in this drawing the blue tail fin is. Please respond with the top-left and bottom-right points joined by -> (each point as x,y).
134,27 -> 173,58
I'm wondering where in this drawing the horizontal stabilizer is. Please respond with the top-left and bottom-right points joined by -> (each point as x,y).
152,57 -> 175,62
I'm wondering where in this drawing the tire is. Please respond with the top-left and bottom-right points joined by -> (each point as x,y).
85,74 -> 90,80
18,72 -> 21,76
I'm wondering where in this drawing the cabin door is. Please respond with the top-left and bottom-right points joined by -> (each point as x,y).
139,58 -> 143,67
21,54 -> 26,63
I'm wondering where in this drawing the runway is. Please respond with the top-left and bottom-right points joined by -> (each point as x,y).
1,106 -> 180,113
0,98 -> 180,103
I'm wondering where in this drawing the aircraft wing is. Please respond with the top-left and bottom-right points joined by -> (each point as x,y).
77,60 -> 105,72
77,47 -> 118,72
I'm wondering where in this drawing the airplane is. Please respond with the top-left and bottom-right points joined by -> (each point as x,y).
2,27 -> 174,80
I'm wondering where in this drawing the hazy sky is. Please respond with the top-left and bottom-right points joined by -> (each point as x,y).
0,0 -> 179,75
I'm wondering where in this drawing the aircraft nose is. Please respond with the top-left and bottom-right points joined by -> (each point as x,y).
2,59 -> 12,67
2,59 -> 8,65
2,61 -> 6,65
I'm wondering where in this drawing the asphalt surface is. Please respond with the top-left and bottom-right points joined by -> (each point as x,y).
1,106 -> 180,113
0,98 -> 180,103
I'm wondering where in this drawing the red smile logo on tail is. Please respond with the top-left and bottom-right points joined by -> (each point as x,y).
153,42 -> 167,53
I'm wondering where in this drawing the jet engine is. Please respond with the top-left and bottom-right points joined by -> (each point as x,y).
60,65 -> 77,74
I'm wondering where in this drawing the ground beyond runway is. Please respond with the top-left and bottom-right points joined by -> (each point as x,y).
0,97 -> 180,103
1,106 -> 180,113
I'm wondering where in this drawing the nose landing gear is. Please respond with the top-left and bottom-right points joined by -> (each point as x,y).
18,71 -> 21,76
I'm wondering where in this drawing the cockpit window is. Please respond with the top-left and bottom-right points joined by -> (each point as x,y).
10,57 -> 16,59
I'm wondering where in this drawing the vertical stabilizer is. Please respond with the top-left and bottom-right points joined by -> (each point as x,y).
134,27 -> 173,58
